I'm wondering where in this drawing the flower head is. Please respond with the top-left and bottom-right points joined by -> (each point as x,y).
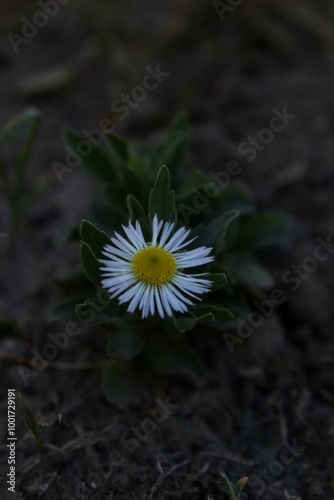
100,215 -> 214,318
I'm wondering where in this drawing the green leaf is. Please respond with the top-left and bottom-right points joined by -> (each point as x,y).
102,360 -> 149,407
103,183 -> 127,216
235,477 -> 249,498
207,273 -> 228,291
215,181 -> 255,215
176,168 -> 211,199
236,211 -> 293,251
91,200 -> 126,227
61,127 -> 116,183
221,472 -> 238,500
127,194 -> 146,222
148,165 -> 177,225
80,242 -> 101,286
221,215 -> 240,253
40,414 -> 62,429
220,472 -> 248,500
194,305 -> 234,320
18,393 -> 37,433
127,146 -> 149,178
0,107 -> 41,212
18,394 -> 62,452
173,312 -> 215,333
230,260 -> 275,289
80,220 -> 110,259
51,295 -> 84,320
52,227 -> 79,249
213,294 -> 252,319
193,211 -> 240,254
107,330 -> 145,360
152,111 -> 189,175
127,194 -> 150,237
167,110 -> 189,137
144,337 -> 206,383
1,108 -> 40,142
0,107 -> 41,175
152,134 -> 186,177
76,298 -> 126,326
104,130 -> 129,163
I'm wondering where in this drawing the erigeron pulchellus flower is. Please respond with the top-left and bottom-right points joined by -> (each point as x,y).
100,215 -> 214,318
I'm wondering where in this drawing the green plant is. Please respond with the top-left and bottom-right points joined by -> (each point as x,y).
58,112 -> 292,407
0,108 -> 41,250
18,393 -> 62,453
221,472 -> 248,500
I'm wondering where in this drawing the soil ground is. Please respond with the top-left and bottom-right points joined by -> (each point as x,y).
0,0 -> 334,498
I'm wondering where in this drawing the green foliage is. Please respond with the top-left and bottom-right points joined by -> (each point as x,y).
106,329 -> 145,360
62,128 -> 118,183
102,360 -> 149,407
80,220 -> 111,286
80,220 -> 110,257
127,194 -> 149,234
173,312 -> 215,334
104,130 -> 129,163
151,111 -> 189,175
227,257 -> 275,289
61,112 -> 293,407
76,299 -> 126,326
236,211 -> 293,251
18,394 -> 62,453
192,210 -> 240,254
80,242 -> 101,286
220,472 -> 248,500
144,336 -> 206,383
206,273 -> 229,291
0,108 -> 42,249
148,165 -> 177,225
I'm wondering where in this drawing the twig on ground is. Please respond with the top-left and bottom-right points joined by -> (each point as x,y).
15,419 -> 118,477
150,456 -> 191,499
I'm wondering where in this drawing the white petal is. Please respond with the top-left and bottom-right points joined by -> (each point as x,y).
159,286 -> 173,316
139,286 -> 151,318
102,273 -> 134,287
164,227 -> 190,251
149,287 -> 155,315
127,283 -> 146,313
168,236 -> 197,253
154,288 -> 164,318
112,233 -> 137,254
151,215 -> 163,246
123,225 -> 142,250
165,282 -> 193,306
135,221 -> 146,246
158,222 -> 174,247
164,286 -> 187,312
172,274 -> 212,297
175,247 -> 214,268
118,281 -> 142,304
175,246 -> 212,260
102,246 -> 132,261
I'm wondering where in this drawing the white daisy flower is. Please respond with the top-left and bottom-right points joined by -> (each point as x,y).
100,215 -> 214,319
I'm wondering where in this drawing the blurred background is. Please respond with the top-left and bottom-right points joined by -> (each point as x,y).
1,0 -> 334,317
1,0 -> 334,498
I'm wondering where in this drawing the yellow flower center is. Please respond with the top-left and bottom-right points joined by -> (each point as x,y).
133,246 -> 176,285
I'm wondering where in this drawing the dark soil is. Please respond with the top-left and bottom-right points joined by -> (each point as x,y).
1,0 -> 334,498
